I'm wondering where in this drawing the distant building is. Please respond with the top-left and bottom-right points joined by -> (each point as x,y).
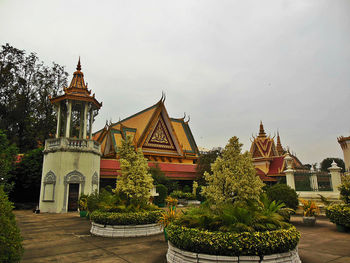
250,122 -> 304,183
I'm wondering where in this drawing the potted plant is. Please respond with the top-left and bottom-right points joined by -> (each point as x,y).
79,194 -> 88,218
300,199 -> 319,226
159,197 -> 178,241
165,196 -> 178,210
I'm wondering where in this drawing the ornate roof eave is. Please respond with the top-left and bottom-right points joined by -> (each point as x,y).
338,136 -> 350,143
49,93 -> 102,109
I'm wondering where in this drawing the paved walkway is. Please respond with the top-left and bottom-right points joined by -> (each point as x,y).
14,210 -> 350,263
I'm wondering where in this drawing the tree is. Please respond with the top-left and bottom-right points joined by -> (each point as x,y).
115,136 -> 154,205
0,185 -> 23,262
0,130 -> 18,193
10,148 -> 43,203
320,158 -> 345,172
202,136 -> 264,205
196,148 -> 222,185
0,43 -> 68,152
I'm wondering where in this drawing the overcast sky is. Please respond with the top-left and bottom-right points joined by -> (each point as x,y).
1,0 -> 349,165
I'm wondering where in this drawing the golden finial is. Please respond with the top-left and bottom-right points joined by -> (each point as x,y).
77,57 -> 81,71
258,121 -> 266,137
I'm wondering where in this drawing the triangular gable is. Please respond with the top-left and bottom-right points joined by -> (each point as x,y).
143,114 -> 176,151
140,103 -> 183,156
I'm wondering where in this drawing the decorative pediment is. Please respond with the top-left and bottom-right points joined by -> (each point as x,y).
143,115 -> 176,151
44,171 -> 56,184
64,170 -> 85,184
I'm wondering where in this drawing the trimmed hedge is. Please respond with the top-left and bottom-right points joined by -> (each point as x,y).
90,210 -> 162,225
326,204 -> 350,228
170,190 -> 195,200
266,184 -> 298,210
166,224 -> 300,256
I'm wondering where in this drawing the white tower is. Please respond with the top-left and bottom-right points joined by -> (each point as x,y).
39,59 -> 102,213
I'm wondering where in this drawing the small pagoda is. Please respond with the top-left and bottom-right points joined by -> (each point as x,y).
39,59 -> 102,213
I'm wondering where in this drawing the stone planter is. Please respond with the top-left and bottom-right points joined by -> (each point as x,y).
303,216 -> 316,226
166,242 -> 301,263
90,222 -> 163,237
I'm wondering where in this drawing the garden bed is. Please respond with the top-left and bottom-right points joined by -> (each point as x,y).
326,204 -> 350,231
166,224 -> 300,257
90,210 -> 163,237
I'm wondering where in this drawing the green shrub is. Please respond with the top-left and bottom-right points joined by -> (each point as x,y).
183,185 -> 191,193
154,184 -> 167,206
0,186 -> 23,262
175,200 -> 289,233
170,190 -> 195,200
266,184 -> 298,210
339,174 -> 350,204
326,204 -> 350,228
166,223 -> 300,256
90,210 -> 162,225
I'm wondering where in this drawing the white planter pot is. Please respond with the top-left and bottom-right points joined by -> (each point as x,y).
90,222 -> 163,237
166,241 -> 301,263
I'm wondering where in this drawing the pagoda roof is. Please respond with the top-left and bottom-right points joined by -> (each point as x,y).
94,97 -> 199,159
49,58 -> 102,109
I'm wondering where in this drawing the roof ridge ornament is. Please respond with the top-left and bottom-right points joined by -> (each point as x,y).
258,121 -> 266,137
77,56 -> 81,71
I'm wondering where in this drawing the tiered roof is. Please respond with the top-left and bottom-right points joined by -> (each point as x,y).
49,58 -> 102,109
94,97 -> 199,180
250,122 -> 303,182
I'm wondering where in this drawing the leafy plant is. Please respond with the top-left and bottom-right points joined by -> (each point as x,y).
201,136 -> 264,206
78,194 -> 88,211
266,184 -> 299,210
166,223 -> 300,256
0,185 -> 23,262
165,196 -> 178,207
170,190 -> 195,200
326,204 -> 350,228
300,199 -> 319,217
339,174 -> 350,204
154,184 -> 167,206
158,206 -> 178,228
174,199 -> 289,233
115,136 -> 153,205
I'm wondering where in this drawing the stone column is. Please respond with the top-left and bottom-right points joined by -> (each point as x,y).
310,167 -> 318,191
79,103 -> 84,139
89,108 -> 93,139
56,103 -> 61,138
83,102 -> 88,139
284,154 -> 295,189
65,100 -> 72,138
328,161 -> 342,193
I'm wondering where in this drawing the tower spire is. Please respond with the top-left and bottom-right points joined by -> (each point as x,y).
258,121 -> 266,137
276,130 -> 284,155
77,57 -> 81,71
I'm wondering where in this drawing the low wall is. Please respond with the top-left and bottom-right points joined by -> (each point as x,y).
166,242 -> 301,263
90,222 -> 163,237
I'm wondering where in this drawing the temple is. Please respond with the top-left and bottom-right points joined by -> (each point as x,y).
250,122 -> 303,183
93,97 -> 199,187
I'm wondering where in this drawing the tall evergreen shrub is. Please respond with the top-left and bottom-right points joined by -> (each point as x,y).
0,186 -> 23,262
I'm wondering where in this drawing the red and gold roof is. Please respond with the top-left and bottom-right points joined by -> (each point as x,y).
49,58 -> 102,109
